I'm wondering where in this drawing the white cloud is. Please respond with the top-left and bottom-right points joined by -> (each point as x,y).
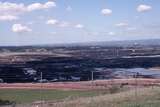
0,1 -> 56,23
12,24 -> 32,33
137,4 -> 152,12
75,24 -> 84,29
101,8 -> 112,16
66,6 -> 72,11
108,32 -> 115,35
58,21 -> 70,27
44,1 -> 56,8
46,19 -> 84,29
27,3 -> 43,11
46,19 -> 58,25
115,22 -> 128,27
0,1 -> 56,16
27,1 -> 56,11
0,15 -> 19,21
0,2 -> 26,15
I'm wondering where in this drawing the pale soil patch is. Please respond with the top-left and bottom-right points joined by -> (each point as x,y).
149,67 -> 160,71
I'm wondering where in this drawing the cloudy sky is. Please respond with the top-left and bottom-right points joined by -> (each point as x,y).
0,0 -> 159,46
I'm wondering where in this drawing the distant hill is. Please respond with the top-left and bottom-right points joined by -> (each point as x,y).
48,39 -> 160,47
82,39 -> 160,47
1,39 -> 160,47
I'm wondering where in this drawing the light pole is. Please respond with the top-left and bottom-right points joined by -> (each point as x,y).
91,71 -> 94,81
91,71 -> 94,89
40,72 -> 43,107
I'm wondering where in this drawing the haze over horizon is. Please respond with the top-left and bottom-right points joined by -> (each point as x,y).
0,0 -> 160,46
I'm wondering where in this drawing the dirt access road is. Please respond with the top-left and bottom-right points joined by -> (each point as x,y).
0,78 -> 160,90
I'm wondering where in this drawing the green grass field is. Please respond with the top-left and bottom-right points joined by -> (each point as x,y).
0,89 -> 106,104
0,87 -> 160,107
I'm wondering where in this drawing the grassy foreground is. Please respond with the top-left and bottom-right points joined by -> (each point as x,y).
52,87 -> 160,107
0,87 -> 160,107
39,87 -> 160,107
0,89 -> 107,104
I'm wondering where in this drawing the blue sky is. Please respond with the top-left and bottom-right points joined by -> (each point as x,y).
0,0 -> 160,46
